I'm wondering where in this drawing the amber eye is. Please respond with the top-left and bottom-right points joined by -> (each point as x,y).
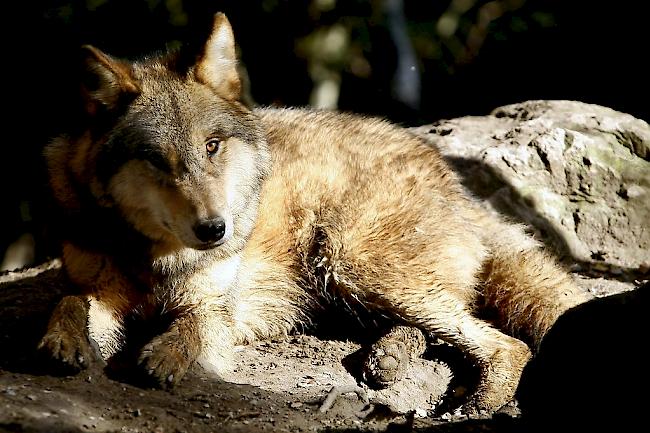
206,139 -> 221,157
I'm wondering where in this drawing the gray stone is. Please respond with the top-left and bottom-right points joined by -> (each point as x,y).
414,100 -> 650,270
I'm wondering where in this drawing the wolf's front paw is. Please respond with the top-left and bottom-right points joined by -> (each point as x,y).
138,329 -> 196,387
38,296 -> 99,373
38,327 -> 98,372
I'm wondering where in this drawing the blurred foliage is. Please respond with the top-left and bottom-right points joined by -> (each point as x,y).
2,0 -> 647,269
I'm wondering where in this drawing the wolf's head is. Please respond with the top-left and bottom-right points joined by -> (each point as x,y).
47,14 -> 270,256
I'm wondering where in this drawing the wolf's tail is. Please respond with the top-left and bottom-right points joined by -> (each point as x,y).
478,218 -> 591,350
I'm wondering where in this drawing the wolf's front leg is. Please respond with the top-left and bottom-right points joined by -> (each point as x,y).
138,310 -> 233,387
38,295 -> 100,371
41,244 -> 138,370
137,311 -> 202,387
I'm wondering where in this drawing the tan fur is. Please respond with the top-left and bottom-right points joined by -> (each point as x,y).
39,14 -> 591,413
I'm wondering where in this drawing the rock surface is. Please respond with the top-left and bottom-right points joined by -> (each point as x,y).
414,100 -> 650,271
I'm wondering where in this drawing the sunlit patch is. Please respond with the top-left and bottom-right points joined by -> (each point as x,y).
88,297 -> 124,360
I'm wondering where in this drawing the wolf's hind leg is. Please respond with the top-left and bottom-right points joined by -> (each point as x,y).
334,261 -> 530,413
387,294 -> 532,413
362,325 -> 426,387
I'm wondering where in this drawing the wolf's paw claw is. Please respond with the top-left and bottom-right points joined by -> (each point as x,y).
459,397 -> 492,417
38,330 -> 96,373
138,333 -> 191,388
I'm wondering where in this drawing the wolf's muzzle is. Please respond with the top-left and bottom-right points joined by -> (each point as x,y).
193,217 -> 226,244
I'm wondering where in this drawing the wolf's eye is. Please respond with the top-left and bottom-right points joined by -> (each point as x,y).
206,139 -> 221,157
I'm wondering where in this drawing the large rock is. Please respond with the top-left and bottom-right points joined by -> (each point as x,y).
414,100 -> 650,271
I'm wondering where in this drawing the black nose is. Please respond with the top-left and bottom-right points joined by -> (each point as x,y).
193,217 -> 226,244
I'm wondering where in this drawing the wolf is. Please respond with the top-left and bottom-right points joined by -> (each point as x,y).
38,13 -> 590,413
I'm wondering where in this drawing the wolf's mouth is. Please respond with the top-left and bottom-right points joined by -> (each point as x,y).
195,243 -> 218,251
193,238 -> 229,251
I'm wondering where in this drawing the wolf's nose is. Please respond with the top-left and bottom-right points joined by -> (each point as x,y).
193,217 -> 226,244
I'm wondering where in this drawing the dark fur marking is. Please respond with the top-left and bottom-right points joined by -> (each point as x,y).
96,114 -> 174,183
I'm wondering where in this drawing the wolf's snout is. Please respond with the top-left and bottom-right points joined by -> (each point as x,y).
193,217 -> 226,244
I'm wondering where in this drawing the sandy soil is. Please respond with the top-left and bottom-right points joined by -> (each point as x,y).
0,261 -> 643,433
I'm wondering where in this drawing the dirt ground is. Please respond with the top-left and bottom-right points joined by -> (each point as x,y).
0,261 -> 644,433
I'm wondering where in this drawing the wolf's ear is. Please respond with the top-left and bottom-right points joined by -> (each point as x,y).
194,13 -> 241,101
81,45 -> 140,115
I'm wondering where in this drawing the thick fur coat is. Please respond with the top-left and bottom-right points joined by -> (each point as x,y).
39,14 -> 590,413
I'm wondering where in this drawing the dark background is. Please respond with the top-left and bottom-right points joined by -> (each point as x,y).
2,0 -> 647,269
